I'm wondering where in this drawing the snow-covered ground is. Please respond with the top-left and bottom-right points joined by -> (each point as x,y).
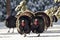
0,21 -> 60,40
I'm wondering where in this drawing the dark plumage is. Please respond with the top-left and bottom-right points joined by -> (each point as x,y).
19,16 -> 31,34
5,15 -> 17,33
5,15 -> 16,28
31,16 -> 45,33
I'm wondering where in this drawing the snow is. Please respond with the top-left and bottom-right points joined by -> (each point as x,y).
0,22 -> 60,40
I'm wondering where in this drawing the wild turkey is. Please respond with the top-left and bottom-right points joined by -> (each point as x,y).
35,11 -> 51,30
31,11 -> 50,37
16,10 -> 34,37
5,15 -> 17,33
